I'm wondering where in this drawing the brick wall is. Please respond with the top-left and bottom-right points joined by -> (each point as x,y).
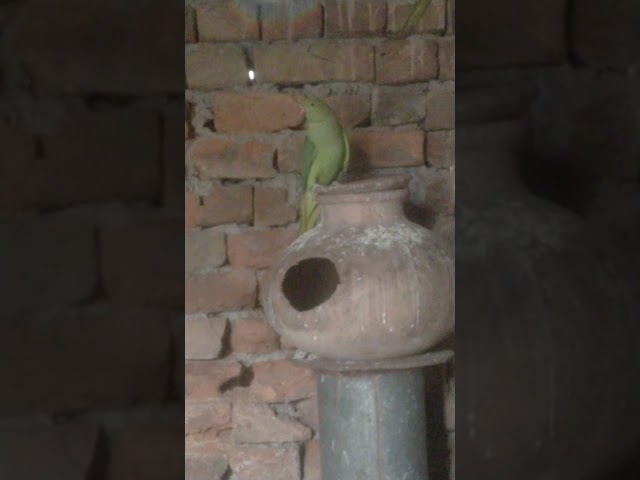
458,0 -> 640,250
185,0 -> 455,479
1,1 -> 183,478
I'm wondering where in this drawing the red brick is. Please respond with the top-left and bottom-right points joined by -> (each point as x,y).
253,40 -> 374,85
186,454 -> 229,480
325,94 -> 371,128
186,429 -> 234,457
8,2 -> 183,93
229,445 -> 300,480
1,216 -> 96,316
387,0 -> 446,34
224,385 -> 256,404
261,1 -> 323,40
227,228 -> 297,269
186,398 -> 233,442
0,125 -> 36,212
186,315 -> 227,360
107,426 -> 183,480
230,314 -> 280,355
0,424 -> 98,479
303,440 -> 322,480
185,6 -> 196,42
254,187 -> 297,227
376,37 -> 438,84
573,0 -> 640,69
101,216 -> 183,308
296,398 -> 319,431
186,229 -> 227,273
350,129 -> 424,169
276,132 -> 305,173
426,83 -> 455,130
457,0 -> 565,67
185,360 -> 243,400
189,137 -> 276,180
426,130 -> 455,168
199,185 -> 253,226
163,103 -> 185,210
186,191 -> 200,230
38,109 -> 159,207
439,37 -> 455,80
186,44 -> 248,90
324,0 -> 387,37
195,2 -> 259,42
233,401 -> 312,444
0,306 -> 170,412
213,93 -> 302,133
372,85 -> 426,126
425,168 -> 454,216
186,269 -> 257,313
280,335 -> 300,350
251,360 -> 316,402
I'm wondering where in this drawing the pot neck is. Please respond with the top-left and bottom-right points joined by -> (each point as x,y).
314,174 -> 411,229
318,190 -> 407,230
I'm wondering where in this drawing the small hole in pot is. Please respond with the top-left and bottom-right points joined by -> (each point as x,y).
281,258 -> 340,312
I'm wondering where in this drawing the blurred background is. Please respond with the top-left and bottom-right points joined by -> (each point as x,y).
1,0 -> 184,478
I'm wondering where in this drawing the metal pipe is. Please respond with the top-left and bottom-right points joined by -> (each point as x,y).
300,351 -> 453,480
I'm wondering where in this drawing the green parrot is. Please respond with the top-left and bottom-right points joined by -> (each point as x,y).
296,96 -> 350,235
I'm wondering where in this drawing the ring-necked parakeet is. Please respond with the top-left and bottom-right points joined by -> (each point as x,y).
295,96 -> 350,235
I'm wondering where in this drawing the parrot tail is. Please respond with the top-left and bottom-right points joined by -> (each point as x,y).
298,191 -> 319,236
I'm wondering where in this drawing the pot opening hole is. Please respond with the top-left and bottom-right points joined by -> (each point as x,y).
281,257 -> 340,312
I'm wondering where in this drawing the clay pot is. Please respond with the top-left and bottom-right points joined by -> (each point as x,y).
262,174 -> 454,361
455,82 -> 640,479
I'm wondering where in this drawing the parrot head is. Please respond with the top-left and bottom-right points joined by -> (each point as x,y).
294,96 -> 337,125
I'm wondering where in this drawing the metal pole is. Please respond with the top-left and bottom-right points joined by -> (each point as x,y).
299,351 -> 453,480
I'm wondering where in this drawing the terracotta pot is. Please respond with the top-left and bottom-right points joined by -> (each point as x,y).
262,174 -> 454,361
456,82 -> 640,479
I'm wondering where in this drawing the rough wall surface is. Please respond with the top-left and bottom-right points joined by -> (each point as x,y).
184,0 -> 455,478
0,0 -> 184,478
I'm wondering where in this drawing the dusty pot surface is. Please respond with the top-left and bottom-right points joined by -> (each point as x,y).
262,174 -> 454,361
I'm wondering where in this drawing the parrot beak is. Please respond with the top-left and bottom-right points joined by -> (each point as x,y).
290,93 -> 306,125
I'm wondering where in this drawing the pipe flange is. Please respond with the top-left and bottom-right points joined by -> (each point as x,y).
293,349 -> 454,374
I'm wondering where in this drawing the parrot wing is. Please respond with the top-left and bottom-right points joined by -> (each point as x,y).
302,137 -> 317,190
341,129 -> 350,174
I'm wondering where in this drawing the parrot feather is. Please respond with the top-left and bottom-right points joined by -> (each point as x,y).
341,129 -> 350,174
295,96 -> 349,235
302,137 -> 316,190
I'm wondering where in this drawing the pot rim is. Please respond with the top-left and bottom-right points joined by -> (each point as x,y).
315,173 -> 410,204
